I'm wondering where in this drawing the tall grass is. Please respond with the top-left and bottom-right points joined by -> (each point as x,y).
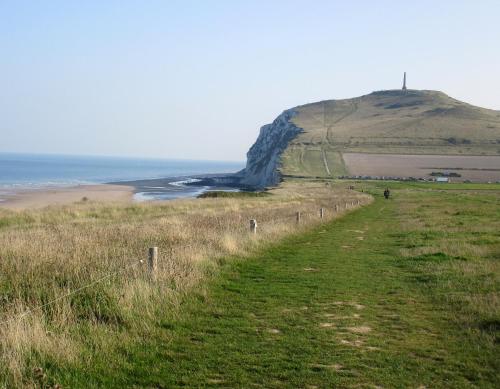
0,182 -> 369,387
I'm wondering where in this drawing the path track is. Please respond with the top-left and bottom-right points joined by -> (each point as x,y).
74,192 -> 498,387
326,100 -> 358,145
321,149 -> 331,176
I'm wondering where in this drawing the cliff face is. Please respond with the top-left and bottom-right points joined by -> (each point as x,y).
239,109 -> 303,188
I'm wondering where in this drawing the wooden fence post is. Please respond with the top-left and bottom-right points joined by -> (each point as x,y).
250,219 -> 257,234
148,247 -> 158,281
345,202 -> 349,209
296,211 -> 301,224
335,204 -> 339,212
357,199 -> 360,205
320,208 -> 324,219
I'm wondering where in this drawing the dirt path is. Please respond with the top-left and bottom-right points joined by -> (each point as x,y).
322,149 -> 331,176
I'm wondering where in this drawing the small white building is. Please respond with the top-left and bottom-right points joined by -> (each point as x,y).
436,177 -> 450,183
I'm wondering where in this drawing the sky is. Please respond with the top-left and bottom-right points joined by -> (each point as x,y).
1,0 -> 499,161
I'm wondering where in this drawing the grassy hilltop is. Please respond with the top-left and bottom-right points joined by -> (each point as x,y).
281,90 -> 500,178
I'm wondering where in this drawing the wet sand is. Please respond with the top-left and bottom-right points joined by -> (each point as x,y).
111,174 -> 238,201
0,184 -> 134,210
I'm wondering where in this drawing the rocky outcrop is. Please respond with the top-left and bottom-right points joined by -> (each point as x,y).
239,109 -> 303,188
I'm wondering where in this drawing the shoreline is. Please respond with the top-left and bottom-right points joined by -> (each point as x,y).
0,173 -> 240,210
110,173 -> 240,201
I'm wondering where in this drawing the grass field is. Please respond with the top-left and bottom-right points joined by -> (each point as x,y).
281,147 -> 348,179
291,90 -> 500,156
7,181 -> 496,388
0,183 -> 367,388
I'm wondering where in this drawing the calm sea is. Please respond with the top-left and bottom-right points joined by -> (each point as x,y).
0,152 -> 244,190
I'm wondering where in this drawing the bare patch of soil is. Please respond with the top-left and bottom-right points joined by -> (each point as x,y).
339,339 -> 364,347
347,325 -> 372,334
344,153 -> 500,182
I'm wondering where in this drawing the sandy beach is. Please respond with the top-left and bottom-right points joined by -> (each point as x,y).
0,184 -> 134,210
0,174 -> 238,210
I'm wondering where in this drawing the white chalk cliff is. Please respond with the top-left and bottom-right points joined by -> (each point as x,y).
239,109 -> 303,188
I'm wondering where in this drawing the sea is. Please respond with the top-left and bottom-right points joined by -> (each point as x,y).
0,152 -> 245,201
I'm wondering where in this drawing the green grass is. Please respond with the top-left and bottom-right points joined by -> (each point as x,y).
44,182 -> 499,388
354,180 -> 500,191
281,147 -> 348,178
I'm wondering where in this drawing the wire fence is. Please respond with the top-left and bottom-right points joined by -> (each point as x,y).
0,259 -> 145,327
0,198 -> 365,327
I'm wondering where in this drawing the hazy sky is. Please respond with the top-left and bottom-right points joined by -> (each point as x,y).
1,1 -> 499,161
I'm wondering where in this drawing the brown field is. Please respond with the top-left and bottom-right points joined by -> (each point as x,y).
343,153 -> 500,182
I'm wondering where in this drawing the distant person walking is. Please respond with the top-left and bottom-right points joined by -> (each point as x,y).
384,188 -> 390,199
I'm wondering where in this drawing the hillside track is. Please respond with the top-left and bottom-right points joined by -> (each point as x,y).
326,100 -> 358,145
321,149 -> 331,176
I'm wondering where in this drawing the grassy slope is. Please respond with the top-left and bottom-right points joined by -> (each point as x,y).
280,90 -> 500,178
51,182 -> 499,388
